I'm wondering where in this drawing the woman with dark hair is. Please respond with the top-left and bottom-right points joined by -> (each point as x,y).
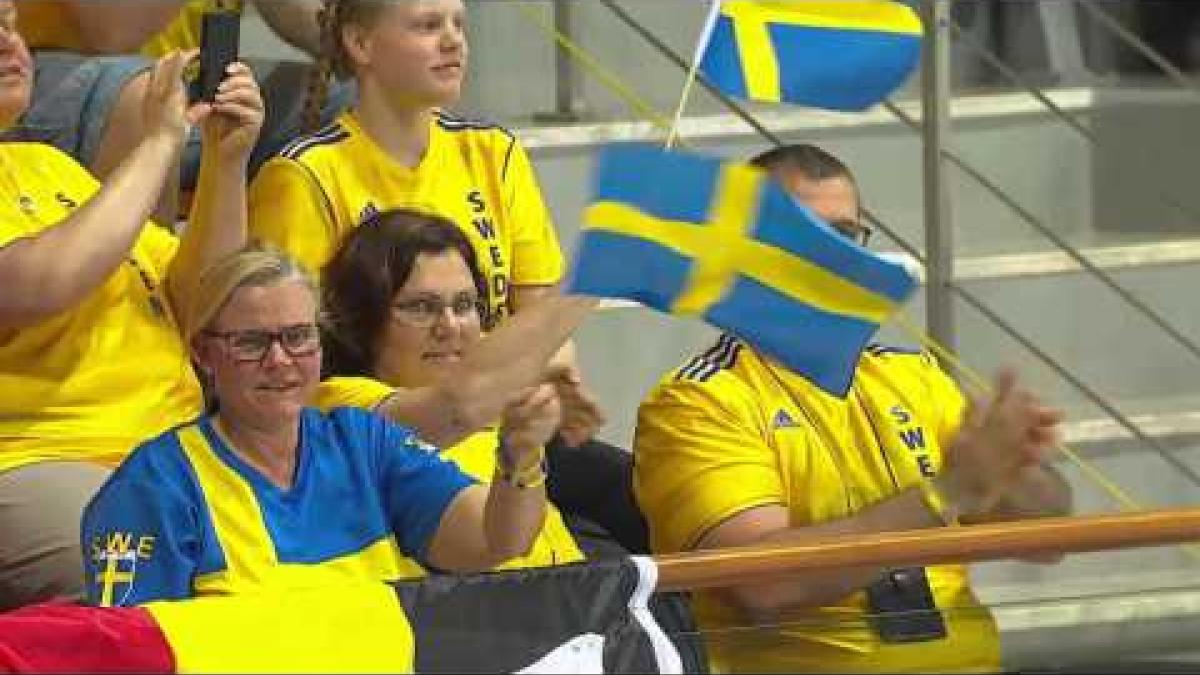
320,207 -> 650,556
321,208 -> 493,377
318,208 -> 595,572
315,208 -> 600,453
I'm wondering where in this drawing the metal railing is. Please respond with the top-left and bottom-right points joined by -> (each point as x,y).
581,0 -> 1200,490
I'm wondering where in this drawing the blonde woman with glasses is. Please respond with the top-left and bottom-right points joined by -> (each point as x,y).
80,247 -> 557,607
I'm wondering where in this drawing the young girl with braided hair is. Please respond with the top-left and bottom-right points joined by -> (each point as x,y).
248,0 -> 650,555
250,0 -> 602,435
253,0 -> 561,321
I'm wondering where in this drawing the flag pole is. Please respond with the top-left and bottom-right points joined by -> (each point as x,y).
664,0 -> 723,149
663,64 -> 701,150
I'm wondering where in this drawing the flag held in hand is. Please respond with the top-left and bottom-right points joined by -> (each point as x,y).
569,143 -> 918,397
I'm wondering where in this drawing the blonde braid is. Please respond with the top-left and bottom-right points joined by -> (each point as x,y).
303,0 -> 340,134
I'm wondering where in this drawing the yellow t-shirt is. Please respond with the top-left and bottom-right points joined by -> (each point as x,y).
0,143 -> 204,473
140,1 -> 205,57
248,110 -> 564,319
633,336 -> 1000,674
314,376 -> 584,576
16,1 -> 203,54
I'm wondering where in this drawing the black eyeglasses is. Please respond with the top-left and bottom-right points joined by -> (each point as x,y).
203,323 -> 321,363
829,218 -> 873,247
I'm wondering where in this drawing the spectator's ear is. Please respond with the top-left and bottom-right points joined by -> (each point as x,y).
191,335 -> 216,377
340,21 -> 373,73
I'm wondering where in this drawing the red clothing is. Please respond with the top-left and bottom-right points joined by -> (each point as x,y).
0,602 -> 173,673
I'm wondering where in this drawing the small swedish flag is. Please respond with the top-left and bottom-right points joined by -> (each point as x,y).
698,0 -> 923,111
568,143 -> 917,397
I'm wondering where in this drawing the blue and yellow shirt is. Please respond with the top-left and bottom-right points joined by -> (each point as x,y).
634,335 -> 1000,673
81,407 -> 474,607
314,376 -> 586,575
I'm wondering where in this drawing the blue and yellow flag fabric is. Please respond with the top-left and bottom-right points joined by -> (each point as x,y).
569,143 -> 917,397
698,0 -> 923,111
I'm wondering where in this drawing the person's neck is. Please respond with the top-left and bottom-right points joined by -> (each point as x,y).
355,85 -> 435,169
213,412 -> 300,490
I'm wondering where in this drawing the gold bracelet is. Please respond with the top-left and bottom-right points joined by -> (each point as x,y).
497,443 -> 546,489
514,464 -> 548,490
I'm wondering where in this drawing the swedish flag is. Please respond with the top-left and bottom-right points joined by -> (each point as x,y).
569,144 -> 917,397
698,0 -> 923,111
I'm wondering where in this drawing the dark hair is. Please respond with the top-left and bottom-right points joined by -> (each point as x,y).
321,208 -> 490,377
749,143 -> 857,187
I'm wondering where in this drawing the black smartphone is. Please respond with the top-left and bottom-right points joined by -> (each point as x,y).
864,567 -> 948,644
190,10 -> 241,103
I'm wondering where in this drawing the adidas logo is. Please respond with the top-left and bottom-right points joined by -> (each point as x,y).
772,409 -> 799,429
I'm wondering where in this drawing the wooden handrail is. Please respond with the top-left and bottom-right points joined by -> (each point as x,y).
654,508 -> 1200,593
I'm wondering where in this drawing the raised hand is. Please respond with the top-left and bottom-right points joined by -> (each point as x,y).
499,383 -> 562,463
139,53 -> 264,167
199,61 -> 264,164
140,51 -> 196,147
937,367 -> 1064,518
544,362 -> 606,447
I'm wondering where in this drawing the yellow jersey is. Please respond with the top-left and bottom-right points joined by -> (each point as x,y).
0,143 -> 203,474
16,0 -> 203,54
315,376 -> 584,575
633,335 -> 1000,673
248,110 -> 564,319
140,1 -> 205,57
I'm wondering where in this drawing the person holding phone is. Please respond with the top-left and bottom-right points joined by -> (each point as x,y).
632,145 -> 1074,674
0,0 -> 264,611
13,0 -> 348,222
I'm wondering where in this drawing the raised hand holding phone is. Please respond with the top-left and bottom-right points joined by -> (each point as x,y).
190,5 -> 241,104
